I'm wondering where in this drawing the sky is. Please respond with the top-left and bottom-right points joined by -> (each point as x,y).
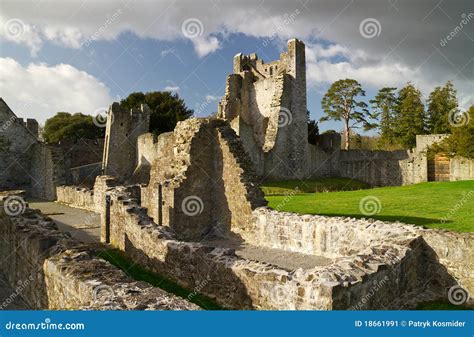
0,0 -> 473,133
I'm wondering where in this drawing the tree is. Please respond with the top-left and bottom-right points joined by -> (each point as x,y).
307,110 -> 319,145
43,112 -> 104,143
426,81 -> 458,134
320,79 -> 376,149
120,91 -> 193,135
431,106 -> 474,159
370,87 -> 397,146
393,83 -> 426,148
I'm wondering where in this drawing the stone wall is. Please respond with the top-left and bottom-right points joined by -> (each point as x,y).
0,98 -> 38,191
332,149 -> 410,187
0,199 -> 198,310
450,157 -> 474,181
132,132 -> 175,184
416,229 -> 474,296
56,185 -> 96,211
250,208 -> 419,257
102,189 -> 472,310
56,175 -> 120,213
102,103 -> 150,181
70,162 -> 102,186
218,39 -> 310,180
140,118 -> 266,241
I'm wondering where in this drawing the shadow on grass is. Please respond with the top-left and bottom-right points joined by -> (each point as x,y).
314,213 -> 449,226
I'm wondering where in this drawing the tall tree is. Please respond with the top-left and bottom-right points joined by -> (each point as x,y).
370,87 -> 397,146
43,112 -> 104,143
320,79 -> 376,149
120,91 -> 194,135
432,106 -> 474,159
393,83 -> 426,148
426,81 -> 458,134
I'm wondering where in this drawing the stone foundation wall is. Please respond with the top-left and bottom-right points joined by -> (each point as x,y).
250,208 -> 419,257
103,189 -> 462,310
56,185 -> 96,211
0,200 -> 198,310
416,229 -> 474,296
56,176 -> 120,213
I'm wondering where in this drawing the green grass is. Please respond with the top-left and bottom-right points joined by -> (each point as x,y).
97,249 -> 223,310
261,177 -> 370,196
263,180 -> 474,232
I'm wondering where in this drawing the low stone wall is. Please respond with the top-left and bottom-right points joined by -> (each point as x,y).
56,176 -> 121,213
250,208 -> 419,258
450,157 -> 474,181
56,185 -> 96,211
104,189 -> 458,310
416,229 -> 474,297
0,201 -> 198,310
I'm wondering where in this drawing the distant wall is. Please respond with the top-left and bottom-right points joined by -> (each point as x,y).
450,157 -> 474,181
331,149 -> 410,187
70,162 -> 102,186
132,132 -> 174,184
102,103 -> 150,181
0,99 -> 38,190
29,143 -> 57,200
56,185 -> 96,212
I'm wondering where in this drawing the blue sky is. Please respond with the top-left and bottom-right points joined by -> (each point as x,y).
1,0 -> 472,134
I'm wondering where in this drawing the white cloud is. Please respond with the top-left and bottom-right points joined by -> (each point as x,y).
0,57 -> 113,124
205,95 -> 219,102
0,1 -> 472,108
164,86 -> 180,92
305,43 -> 473,110
192,36 -> 221,57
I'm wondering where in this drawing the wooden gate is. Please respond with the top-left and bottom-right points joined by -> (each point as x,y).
428,153 -> 450,181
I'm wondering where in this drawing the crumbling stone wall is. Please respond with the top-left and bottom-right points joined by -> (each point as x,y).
416,229 -> 474,297
103,188 -> 470,310
250,208 -> 419,257
218,39 -> 311,180
140,118 -> 266,241
132,132 -> 175,184
0,98 -> 38,191
102,103 -> 150,181
0,198 -> 198,310
56,185 -> 96,211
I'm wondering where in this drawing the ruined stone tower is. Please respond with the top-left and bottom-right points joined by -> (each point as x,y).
218,39 -> 309,179
102,103 -> 150,180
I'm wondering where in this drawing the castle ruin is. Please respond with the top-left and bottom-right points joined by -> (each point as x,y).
0,39 -> 472,310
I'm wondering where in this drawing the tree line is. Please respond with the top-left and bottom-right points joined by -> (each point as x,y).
42,92 -> 193,143
319,79 -> 473,157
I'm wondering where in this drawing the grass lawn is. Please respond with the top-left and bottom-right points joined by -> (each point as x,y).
263,180 -> 474,232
